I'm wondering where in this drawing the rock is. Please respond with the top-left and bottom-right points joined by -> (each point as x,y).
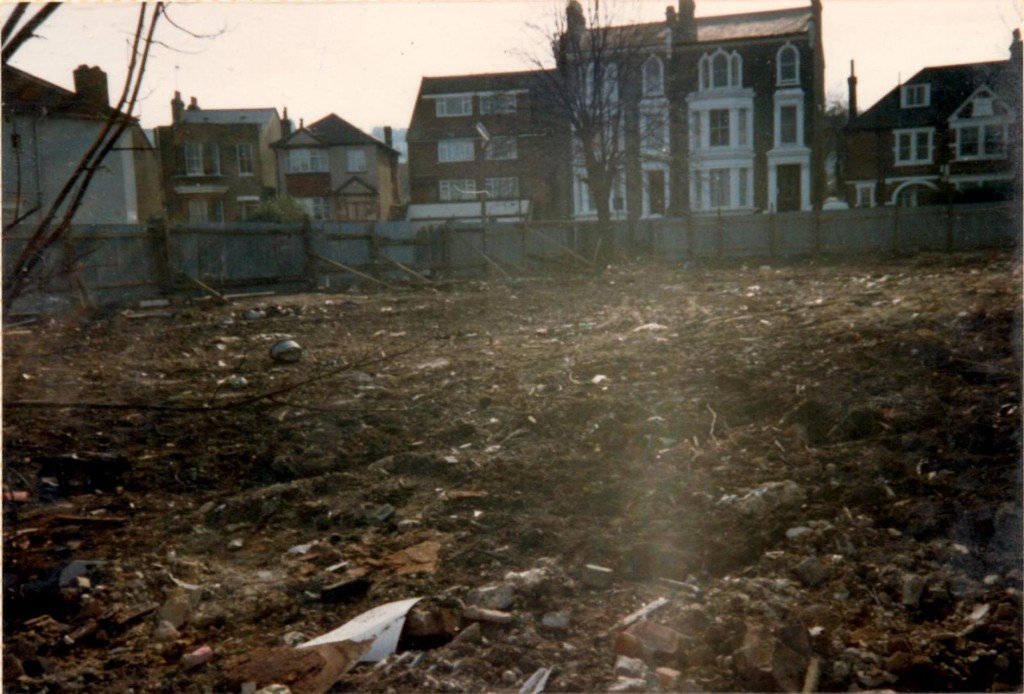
901,574 -> 926,608
255,686 -> 292,694
228,539 -> 244,551
152,620 -> 180,642
884,651 -> 913,673
466,584 -> 514,610
157,591 -> 193,630
452,622 -> 482,645
279,632 -> 308,647
582,564 -> 614,588
320,577 -> 372,604
655,666 -> 682,689
734,624 -> 809,693
462,606 -> 513,624
793,556 -> 828,587
607,676 -> 648,692
615,655 -> 648,678
626,620 -> 680,656
831,659 -> 850,682
361,503 -> 395,524
785,527 -> 813,540
500,669 -> 518,685
733,481 -> 806,516
541,610 -> 571,630
181,645 -> 213,670
504,567 -> 550,589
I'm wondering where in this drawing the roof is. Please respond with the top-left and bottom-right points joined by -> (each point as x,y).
418,70 -> 549,97
696,6 -> 812,42
275,113 -> 397,153
180,108 -> 279,126
2,64 -> 119,120
848,59 -> 1019,131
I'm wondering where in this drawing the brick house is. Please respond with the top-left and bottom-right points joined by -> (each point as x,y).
563,0 -> 827,219
154,93 -> 283,223
406,70 -> 571,228
2,64 -> 164,227
844,31 -> 1022,207
271,114 -> 402,222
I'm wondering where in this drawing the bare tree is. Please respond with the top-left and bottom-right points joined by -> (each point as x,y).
528,0 -> 666,258
2,3 -> 164,315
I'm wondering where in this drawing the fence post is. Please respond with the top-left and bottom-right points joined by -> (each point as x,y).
892,204 -> 901,255
368,221 -> 380,280
813,207 -> 822,258
442,222 -> 454,279
715,208 -> 724,259
768,211 -> 777,259
302,219 -> 319,289
945,203 -> 955,253
686,211 -> 694,261
148,218 -> 173,293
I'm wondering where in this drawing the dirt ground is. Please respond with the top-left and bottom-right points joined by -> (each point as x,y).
3,251 -> 1022,694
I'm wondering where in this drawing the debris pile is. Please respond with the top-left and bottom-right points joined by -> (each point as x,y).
3,252 -> 1020,692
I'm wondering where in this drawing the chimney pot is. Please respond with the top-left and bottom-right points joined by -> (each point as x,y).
188,96 -> 199,110
384,125 -> 393,147
73,65 -> 109,109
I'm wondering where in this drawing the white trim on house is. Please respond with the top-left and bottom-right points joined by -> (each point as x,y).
888,178 -> 939,205
900,83 -> 931,109
776,42 -> 800,87
893,127 -> 934,166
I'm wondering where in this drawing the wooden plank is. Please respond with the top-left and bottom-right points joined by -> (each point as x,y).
380,256 -> 434,284
314,254 -> 393,288
525,227 -> 595,268
181,273 -> 229,302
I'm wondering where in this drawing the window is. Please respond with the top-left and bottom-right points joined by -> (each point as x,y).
210,199 -> 225,222
643,56 -> 664,96
439,178 -> 477,201
954,124 -> 1007,159
709,169 -> 730,208
300,197 -> 330,220
239,201 -> 260,220
287,148 -> 328,173
958,126 -> 980,157
480,93 -> 516,114
777,45 -> 799,85
738,168 -> 750,207
640,112 -> 667,153
346,148 -> 367,172
486,136 -> 517,160
237,143 -> 254,175
855,183 -> 875,208
436,95 -> 473,117
901,84 -> 931,109
700,50 -> 742,90
894,128 -> 933,164
188,199 -> 207,223
438,139 -> 475,163
779,105 -> 799,144
203,143 -> 220,175
586,62 -> 619,106
737,109 -> 749,147
485,176 -> 519,199
690,112 -> 702,149
710,109 -> 730,146
185,143 -> 202,176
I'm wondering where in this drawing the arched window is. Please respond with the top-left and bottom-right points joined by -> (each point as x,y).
777,44 -> 799,85
700,50 -> 742,90
643,56 -> 664,96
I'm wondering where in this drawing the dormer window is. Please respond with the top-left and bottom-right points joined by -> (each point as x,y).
699,49 -> 742,91
901,83 -> 931,109
643,56 -> 664,97
777,44 -> 799,86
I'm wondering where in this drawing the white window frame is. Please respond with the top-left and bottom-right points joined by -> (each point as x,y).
346,148 -> 367,172
484,176 -> 519,199
777,44 -> 799,86
185,143 -> 203,176
202,143 -> 221,175
855,182 -> 875,208
699,49 -> 742,91
287,148 -> 328,173
237,143 -> 254,176
436,95 -> 473,117
479,92 -> 516,114
438,139 -> 475,163
709,109 -> 730,147
900,83 -> 931,109
640,110 -> 668,155
486,136 -> 518,160
187,198 -> 207,223
643,55 -> 664,97
952,123 -> 1008,160
779,104 -> 799,145
300,196 -> 330,220
773,93 -> 804,149
439,178 -> 477,201
894,127 -> 934,165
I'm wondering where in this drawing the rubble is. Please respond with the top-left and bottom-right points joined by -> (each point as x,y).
3,253 -> 1020,692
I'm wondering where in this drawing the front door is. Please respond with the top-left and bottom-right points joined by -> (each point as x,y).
777,164 -> 801,212
647,170 -> 665,216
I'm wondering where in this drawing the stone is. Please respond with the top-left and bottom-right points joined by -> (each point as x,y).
500,670 -> 518,685
462,606 -> 513,624
466,584 -> 514,610
582,564 -> 614,588
793,556 -> 828,587
615,655 -> 648,679
901,574 -> 926,608
607,676 -> 647,692
541,610 -> 571,630
228,539 -> 244,551
452,622 -> 482,645
279,632 -> 308,647
152,620 -> 180,642
181,645 -> 213,670
786,527 -> 813,540
627,620 -> 680,656
156,592 -> 193,630
884,651 -> 913,673
504,568 -> 550,588
655,667 -> 682,689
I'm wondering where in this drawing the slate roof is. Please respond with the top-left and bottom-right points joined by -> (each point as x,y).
2,65 -> 120,120
696,6 -> 812,42
180,108 -> 279,126
274,113 -> 397,153
417,70 -> 547,97
848,60 -> 1019,132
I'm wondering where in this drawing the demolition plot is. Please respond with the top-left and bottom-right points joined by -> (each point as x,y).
3,251 -> 1021,693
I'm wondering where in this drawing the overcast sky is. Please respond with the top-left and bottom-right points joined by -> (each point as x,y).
4,1 -> 1021,135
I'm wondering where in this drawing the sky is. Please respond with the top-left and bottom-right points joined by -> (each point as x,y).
4,0 -> 1022,139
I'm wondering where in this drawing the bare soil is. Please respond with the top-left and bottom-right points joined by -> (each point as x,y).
3,252 -> 1022,694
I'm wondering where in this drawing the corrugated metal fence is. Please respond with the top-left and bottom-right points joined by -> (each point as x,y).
3,202 -> 1017,314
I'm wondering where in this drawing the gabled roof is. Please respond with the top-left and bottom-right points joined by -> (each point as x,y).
848,59 -> 1018,132
2,64 -> 120,120
336,176 -> 378,196
273,113 -> 397,153
180,108 -> 279,126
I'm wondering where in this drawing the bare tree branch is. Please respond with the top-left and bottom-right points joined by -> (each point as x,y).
1,2 -> 59,65
1,3 -> 29,45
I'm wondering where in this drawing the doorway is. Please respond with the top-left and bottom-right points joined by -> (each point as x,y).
776,164 -> 801,212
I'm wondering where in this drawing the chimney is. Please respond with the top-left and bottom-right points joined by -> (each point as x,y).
384,126 -> 393,148
281,107 -> 292,137
73,65 -> 109,108
678,0 -> 696,41
1011,28 -> 1022,68
566,0 -> 585,40
665,5 -> 676,24
299,118 -> 304,130
171,90 -> 185,123
847,60 -> 858,124
188,96 -> 199,111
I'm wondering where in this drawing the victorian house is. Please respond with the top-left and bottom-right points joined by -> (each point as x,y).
844,31 -> 1022,207
271,114 -> 402,222
155,94 -> 283,223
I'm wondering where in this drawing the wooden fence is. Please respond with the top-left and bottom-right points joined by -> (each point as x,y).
3,202 -> 1018,315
